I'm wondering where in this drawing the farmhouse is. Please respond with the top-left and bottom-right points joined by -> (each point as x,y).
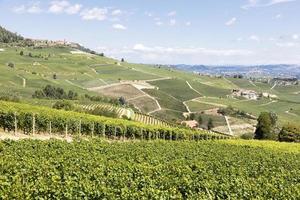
181,120 -> 199,129
232,89 -> 259,100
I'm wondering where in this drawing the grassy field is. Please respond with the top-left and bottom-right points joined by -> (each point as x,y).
0,139 -> 299,199
150,79 -> 201,102
143,89 -> 187,112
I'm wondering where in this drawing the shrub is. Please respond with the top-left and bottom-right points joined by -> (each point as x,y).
279,124 -> 300,143
7,62 -> 14,68
53,100 -> 75,111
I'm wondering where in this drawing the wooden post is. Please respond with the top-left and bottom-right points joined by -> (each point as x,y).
79,120 -> 81,137
49,121 -> 52,135
114,127 -> 117,139
65,124 -> 68,137
14,112 -> 17,135
91,122 -> 94,138
141,128 -> 143,140
102,125 -> 106,138
32,114 -> 35,135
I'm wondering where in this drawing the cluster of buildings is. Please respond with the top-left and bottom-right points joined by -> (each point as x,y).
31,39 -> 80,48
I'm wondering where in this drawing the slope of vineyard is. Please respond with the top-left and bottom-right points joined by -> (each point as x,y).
81,103 -> 170,127
0,139 -> 299,199
0,101 -> 228,140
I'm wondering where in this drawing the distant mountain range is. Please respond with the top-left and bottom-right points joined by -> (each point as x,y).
172,64 -> 300,79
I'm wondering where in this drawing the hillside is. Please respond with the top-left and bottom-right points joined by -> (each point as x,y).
0,26 -> 24,43
0,27 -> 300,137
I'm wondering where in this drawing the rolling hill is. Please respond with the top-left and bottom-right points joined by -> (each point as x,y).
0,27 -> 300,137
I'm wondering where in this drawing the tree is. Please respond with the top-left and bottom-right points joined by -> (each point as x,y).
207,118 -> 214,130
53,74 -> 57,79
254,112 -> 278,140
119,97 -> 126,106
20,51 -> 24,56
121,58 -> 125,62
197,115 -> 203,126
7,62 -> 14,68
279,124 -> 300,143
189,113 -> 196,120
52,100 -> 74,111
28,52 -> 32,57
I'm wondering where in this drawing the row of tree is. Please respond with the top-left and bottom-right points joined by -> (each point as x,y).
255,112 -> 300,142
33,85 -> 78,100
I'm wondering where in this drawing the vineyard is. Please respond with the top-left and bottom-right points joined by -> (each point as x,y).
0,101 -> 228,140
0,139 -> 299,199
81,103 -> 169,127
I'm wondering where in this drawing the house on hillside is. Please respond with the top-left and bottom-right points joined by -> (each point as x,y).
181,120 -> 199,129
232,89 -> 259,100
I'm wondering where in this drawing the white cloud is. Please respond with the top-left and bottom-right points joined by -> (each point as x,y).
170,19 -> 176,26
242,0 -> 296,9
13,2 -> 42,14
49,1 -> 82,14
225,17 -> 237,26
249,35 -> 260,41
111,9 -> 122,16
156,21 -> 163,26
132,44 -> 253,56
167,11 -> 177,17
80,8 -> 108,21
112,24 -> 127,30
274,14 -> 282,19
49,1 -> 69,13
65,4 -> 82,14
276,42 -> 297,47
185,21 -> 192,26
292,34 -> 299,40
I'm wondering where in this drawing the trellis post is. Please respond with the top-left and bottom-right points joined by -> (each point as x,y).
32,114 -> 35,135
49,121 -> 52,135
14,112 -> 17,135
91,122 -> 94,138
65,123 -> 68,137
79,120 -> 81,137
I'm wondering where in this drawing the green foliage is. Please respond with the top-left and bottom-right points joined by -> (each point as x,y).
0,101 -> 227,140
0,26 -> 23,43
279,124 -> 300,143
33,85 -> 78,100
0,140 -> 299,199
87,107 -> 118,118
254,112 -> 278,140
52,100 -> 74,111
207,118 -> 214,130
7,62 -> 14,68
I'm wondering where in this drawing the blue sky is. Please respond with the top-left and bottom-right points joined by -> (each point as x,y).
0,0 -> 300,65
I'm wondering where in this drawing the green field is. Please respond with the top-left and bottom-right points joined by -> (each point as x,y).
0,139 -> 299,199
1,45 -> 300,130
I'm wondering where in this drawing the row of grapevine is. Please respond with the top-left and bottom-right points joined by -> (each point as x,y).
0,101 -> 230,140
82,103 -> 170,127
0,140 -> 299,199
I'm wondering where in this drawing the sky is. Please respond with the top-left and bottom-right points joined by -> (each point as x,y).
0,0 -> 300,65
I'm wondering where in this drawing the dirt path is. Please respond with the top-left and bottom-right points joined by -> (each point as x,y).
271,82 -> 277,90
259,100 -> 277,107
17,75 -> 26,88
193,99 -> 227,108
224,116 -> 233,136
183,101 -> 191,113
186,81 -> 203,96
285,110 -> 298,116
249,80 -> 258,88
65,80 -> 86,89
0,132 -> 73,142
